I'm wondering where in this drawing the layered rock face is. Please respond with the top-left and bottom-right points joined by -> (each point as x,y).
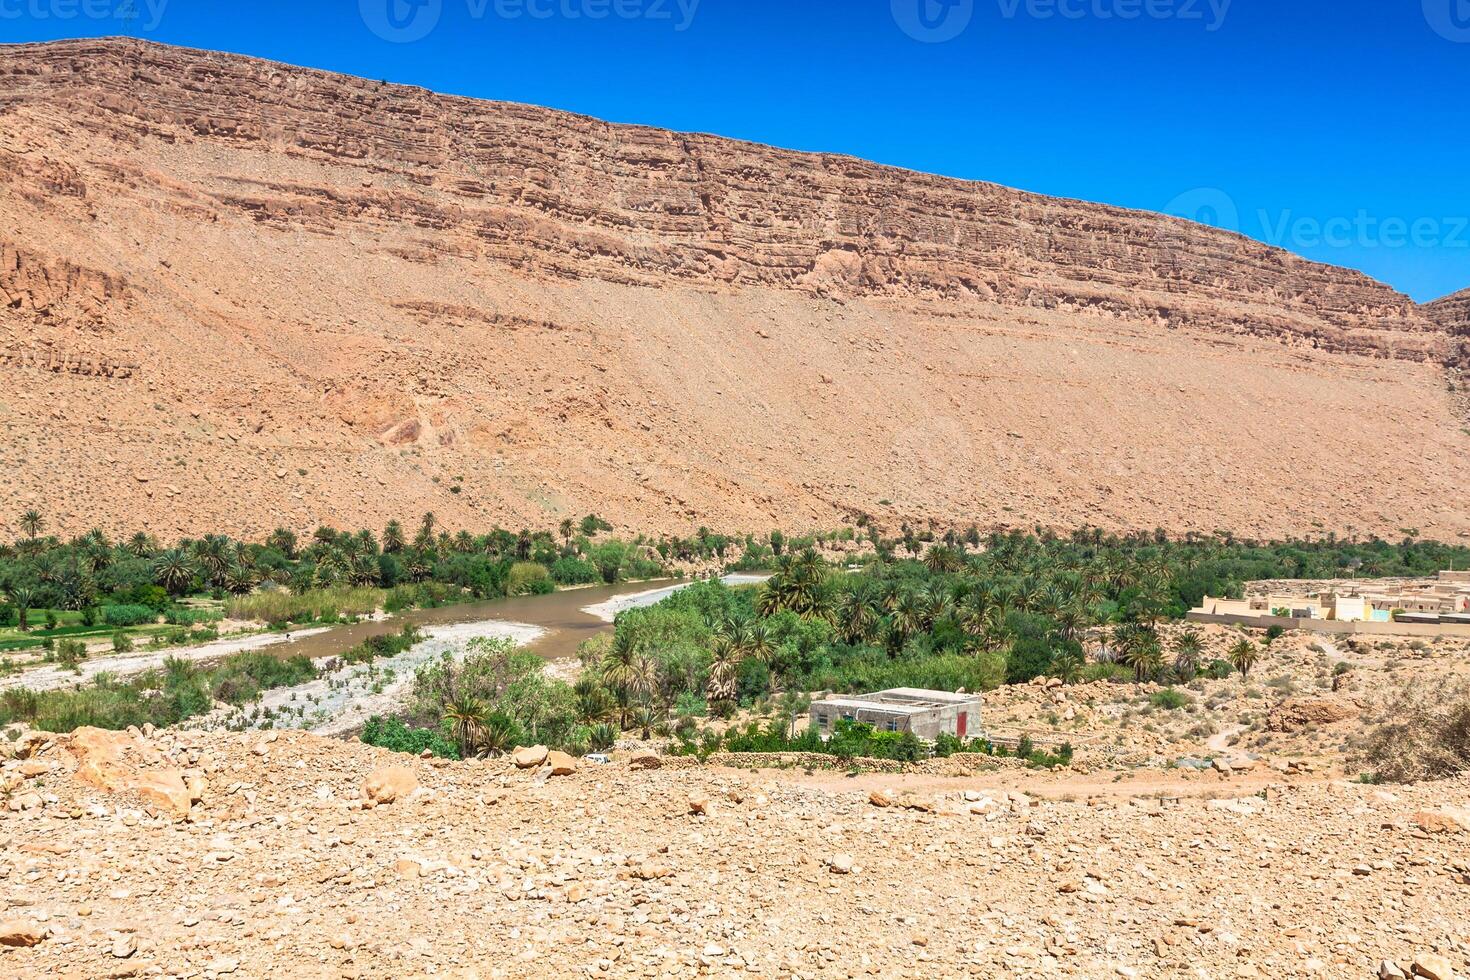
1426,288 -> 1470,369
0,38 -> 1465,538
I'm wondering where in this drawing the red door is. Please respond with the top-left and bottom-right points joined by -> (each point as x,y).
957,712 -> 967,739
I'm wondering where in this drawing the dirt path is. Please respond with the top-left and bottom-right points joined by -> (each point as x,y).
1206,723 -> 1246,754
783,763 -> 1334,802
0,627 -> 332,693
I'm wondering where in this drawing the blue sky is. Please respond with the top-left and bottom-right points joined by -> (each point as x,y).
2,0 -> 1466,301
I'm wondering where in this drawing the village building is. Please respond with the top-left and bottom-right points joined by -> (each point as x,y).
808,688 -> 983,742
1191,571 -> 1470,630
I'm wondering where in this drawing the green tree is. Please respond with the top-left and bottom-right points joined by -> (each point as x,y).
17,509 -> 43,546
1173,628 -> 1205,682
153,549 -> 198,596
443,695 -> 488,757
1228,638 -> 1260,679
9,587 -> 37,632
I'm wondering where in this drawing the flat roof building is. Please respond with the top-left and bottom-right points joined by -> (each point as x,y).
809,688 -> 983,742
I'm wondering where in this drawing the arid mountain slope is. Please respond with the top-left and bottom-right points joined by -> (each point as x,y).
1,38 -> 1466,539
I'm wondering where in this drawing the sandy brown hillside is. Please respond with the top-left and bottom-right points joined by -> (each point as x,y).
1,38 -> 1466,540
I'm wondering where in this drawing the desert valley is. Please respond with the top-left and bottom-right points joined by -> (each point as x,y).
1,33 -> 1469,980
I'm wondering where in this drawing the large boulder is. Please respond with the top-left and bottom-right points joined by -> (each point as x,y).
66,727 -> 193,817
512,745 -> 549,770
0,919 -> 47,947
545,751 -> 577,776
1266,697 -> 1359,733
362,766 -> 418,805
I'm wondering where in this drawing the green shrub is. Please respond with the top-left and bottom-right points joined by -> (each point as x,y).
112,631 -> 134,654
506,562 -> 552,596
339,625 -> 424,665
165,607 -> 223,626
361,716 -> 459,760
1204,659 -> 1234,680
549,556 -> 600,586
103,604 -> 157,627
56,639 -> 86,671
1150,688 -> 1192,710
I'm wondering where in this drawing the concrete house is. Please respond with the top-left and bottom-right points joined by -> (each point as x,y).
809,688 -> 983,741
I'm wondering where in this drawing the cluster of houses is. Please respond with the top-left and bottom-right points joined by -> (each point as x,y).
1193,570 -> 1470,626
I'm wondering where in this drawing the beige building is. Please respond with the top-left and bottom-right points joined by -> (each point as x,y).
1194,570 -> 1470,626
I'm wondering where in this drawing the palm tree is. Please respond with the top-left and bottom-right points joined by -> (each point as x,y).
266,528 -> 298,560
126,532 -> 155,558
574,677 -> 615,728
1115,623 -> 1164,682
1173,628 -> 1205,682
706,637 -> 741,712
414,512 -> 437,551
223,564 -> 259,596
600,633 -> 640,729
382,521 -> 406,554
443,695 -> 488,757
559,518 -> 575,545
1228,638 -> 1260,679
8,587 -> 37,632
17,510 -> 43,547
153,549 -> 198,596
193,534 -> 231,586
479,712 -> 518,757
836,588 -> 881,644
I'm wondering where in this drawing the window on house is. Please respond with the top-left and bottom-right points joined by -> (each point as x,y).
817,713 -> 829,729
885,718 -> 898,732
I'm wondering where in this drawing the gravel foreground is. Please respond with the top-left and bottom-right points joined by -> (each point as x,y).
3,727 -> 1469,979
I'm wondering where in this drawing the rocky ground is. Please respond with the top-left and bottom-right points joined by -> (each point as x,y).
974,628 -> 1470,778
3,724 -> 1470,979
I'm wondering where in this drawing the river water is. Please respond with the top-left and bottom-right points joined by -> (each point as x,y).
188,574 -> 768,736
280,574 -> 768,665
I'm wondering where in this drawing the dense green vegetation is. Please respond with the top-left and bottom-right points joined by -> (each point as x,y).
371,636 -> 618,759
0,625 -> 425,734
575,528 -> 1470,746
0,510 -> 672,665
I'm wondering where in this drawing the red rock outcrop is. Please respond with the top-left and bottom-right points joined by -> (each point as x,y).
0,38 -> 1466,539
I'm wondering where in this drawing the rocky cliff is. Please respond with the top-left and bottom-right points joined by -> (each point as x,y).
0,38 -> 1465,539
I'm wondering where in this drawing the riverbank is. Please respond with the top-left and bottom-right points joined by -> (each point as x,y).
184,620 -> 545,736
0,627 -> 332,694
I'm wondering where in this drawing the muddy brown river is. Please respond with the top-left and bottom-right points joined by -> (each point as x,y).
283,575 -> 766,664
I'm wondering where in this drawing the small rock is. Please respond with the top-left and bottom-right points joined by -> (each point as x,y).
826,854 -> 854,875
362,766 -> 418,805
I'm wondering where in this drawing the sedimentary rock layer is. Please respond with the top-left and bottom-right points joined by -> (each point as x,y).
0,38 -> 1465,539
